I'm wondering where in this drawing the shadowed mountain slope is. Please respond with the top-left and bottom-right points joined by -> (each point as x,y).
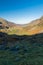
0,32 -> 43,65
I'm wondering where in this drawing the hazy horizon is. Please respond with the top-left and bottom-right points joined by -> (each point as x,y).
0,0 -> 43,24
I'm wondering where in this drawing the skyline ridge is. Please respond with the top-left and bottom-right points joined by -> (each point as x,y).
0,15 -> 43,25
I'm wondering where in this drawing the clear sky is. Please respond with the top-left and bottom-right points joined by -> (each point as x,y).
0,0 -> 43,24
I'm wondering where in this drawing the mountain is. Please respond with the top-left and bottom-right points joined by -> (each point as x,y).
0,16 -> 43,35
23,16 -> 43,35
0,18 -> 16,28
0,18 -> 22,34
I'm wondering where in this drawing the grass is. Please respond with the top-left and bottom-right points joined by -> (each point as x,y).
0,32 -> 43,65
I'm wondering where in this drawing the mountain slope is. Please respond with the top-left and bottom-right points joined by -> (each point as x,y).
0,18 -> 16,28
0,18 -> 23,34
0,16 -> 43,35
23,16 -> 43,35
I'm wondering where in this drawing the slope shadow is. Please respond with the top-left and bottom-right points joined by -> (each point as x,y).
0,32 -> 43,42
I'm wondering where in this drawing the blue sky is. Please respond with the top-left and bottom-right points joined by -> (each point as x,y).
0,0 -> 43,24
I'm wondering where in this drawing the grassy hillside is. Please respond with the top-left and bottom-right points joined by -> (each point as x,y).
0,32 -> 43,65
0,16 -> 43,35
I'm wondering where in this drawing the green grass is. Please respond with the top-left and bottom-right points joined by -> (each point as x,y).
0,41 -> 43,65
